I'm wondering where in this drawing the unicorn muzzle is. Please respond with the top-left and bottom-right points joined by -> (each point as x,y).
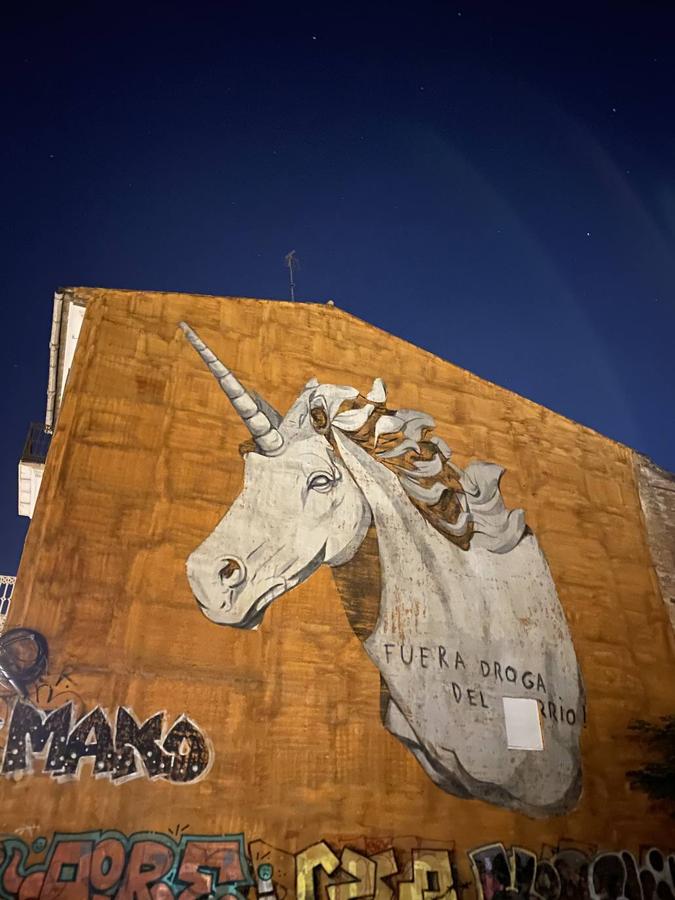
185,548 -> 284,628
217,557 -> 247,589
186,550 -> 242,610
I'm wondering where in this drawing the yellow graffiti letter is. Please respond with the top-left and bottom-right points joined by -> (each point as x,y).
398,850 -> 456,900
296,842 -> 341,900
327,849 -> 377,900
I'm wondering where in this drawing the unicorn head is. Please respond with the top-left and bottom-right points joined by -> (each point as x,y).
179,322 -> 584,818
181,322 -> 522,629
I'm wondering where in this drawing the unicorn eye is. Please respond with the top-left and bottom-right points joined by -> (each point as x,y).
307,472 -> 335,493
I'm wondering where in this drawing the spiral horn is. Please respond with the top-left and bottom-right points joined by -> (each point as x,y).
179,322 -> 284,456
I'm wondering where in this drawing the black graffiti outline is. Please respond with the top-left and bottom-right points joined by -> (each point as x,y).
0,700 -> 212,785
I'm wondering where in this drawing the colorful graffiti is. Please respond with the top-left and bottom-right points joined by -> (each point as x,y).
0,831 -> 251,899
250,839 -> 675,900
0,700 -> 211,783
469,843 -> 675,900
249,837 -> 457,900
0,835 -> 672,900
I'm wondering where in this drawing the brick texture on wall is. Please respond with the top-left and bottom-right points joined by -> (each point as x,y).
2,287 -> 674,861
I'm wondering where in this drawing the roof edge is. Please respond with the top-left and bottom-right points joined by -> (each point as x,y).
56,286 -> 673,476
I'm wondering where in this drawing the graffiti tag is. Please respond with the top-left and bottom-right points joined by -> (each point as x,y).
0,835 -> 673,900
0,701 -> 211,783
0,831 -> 250,899
469,843 -> 675,900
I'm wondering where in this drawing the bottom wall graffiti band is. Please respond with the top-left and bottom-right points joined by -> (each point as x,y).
0,833 -> 673,900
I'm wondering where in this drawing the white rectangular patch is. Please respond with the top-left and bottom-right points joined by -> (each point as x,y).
503,697 -> 543,751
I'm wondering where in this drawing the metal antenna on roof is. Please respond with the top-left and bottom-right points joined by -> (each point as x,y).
284,250 -> 299,301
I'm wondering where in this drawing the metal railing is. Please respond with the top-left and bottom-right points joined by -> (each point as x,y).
0,575 -> 16,618
21,422 -> 52,464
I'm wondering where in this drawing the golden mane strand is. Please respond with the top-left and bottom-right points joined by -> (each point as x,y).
332,396 -> 473,550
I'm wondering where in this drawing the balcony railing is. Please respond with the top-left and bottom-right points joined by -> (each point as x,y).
0,575 -> 16,618
21,422 -> 52,465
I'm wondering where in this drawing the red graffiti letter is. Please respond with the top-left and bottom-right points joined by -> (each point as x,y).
41,839 -> 93,900
20,871 -> 48,900
1,849 -> 28,897
0,849 -> 47,900
176,840 -> 245,899
117,840 -> 175,900
90,837 -> 127,897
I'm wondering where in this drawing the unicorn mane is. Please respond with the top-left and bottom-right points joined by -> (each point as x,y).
309,378 -> 527,555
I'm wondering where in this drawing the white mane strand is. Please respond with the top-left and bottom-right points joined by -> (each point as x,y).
310,380 -> 526,554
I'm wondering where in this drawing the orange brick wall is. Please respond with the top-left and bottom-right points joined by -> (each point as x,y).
2,288 -> 674,868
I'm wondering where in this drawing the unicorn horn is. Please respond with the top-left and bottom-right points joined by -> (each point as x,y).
179,322 -> 284,456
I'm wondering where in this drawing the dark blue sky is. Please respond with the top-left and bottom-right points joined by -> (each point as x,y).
1,2 -> 674,573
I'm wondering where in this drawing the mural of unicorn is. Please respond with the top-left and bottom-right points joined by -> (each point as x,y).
179,322 -> 585,818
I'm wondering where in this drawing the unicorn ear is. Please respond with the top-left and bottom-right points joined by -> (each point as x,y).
305,377 -> 319,389
367,378 -> 387,403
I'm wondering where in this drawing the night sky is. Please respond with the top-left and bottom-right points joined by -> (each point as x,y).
1,2 -> 674,574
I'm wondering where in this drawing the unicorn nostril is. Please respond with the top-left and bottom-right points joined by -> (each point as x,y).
218,557 -> 246,589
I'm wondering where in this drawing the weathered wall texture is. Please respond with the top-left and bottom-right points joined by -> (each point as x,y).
635,454 -> 675,631
1,288 -> 674,891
